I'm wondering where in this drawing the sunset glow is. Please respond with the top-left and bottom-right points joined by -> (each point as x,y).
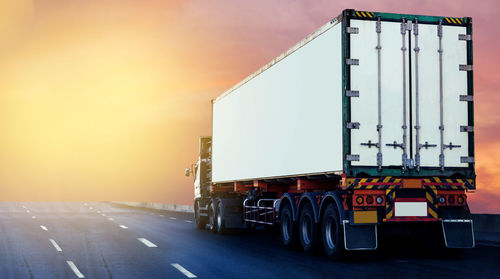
0,0 -> 498,213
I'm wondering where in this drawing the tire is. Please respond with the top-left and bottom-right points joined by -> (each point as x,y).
216,200 -> 226,234
208,200 -> 216,232
280,202 -> 298,248
321,203 -> 345,259
194,200 -> 206,230
299,203 -> 320,253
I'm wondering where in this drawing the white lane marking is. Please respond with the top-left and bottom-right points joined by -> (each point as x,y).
119,225 -> 128,229
49,239 -> 62,252
40,225 -> 48,231
67,261 -> 85,278
32,216 -> 37,219
160,215 -> 164,217
102,214 -> 106,217
89,207 -> 93,210
169,217 -> 176,220
138,238 -> 157,248
171,263 -> 197,278
108,218 -> 114,221
84,203 -> 88,206
26,210 -> 30,213
184,220 -> 192,223
97,211 -> 101,214
22,205 -> 27,209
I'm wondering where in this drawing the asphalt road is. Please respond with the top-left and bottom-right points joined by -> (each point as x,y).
0,202 -> 498,279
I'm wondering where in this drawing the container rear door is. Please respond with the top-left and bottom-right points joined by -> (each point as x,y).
411,22 -> 470,169
349,19 -> 411,169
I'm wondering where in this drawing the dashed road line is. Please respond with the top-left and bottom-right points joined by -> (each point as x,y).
108,218 -> 114,221
67,261 -> 85,278
160,215 -> 164,217
169,217 -> 176,220
171,263 -> 197,278
40,225 -> 48,231
89,207 -> 93,210
119,225 -> 128,229
32,216 -> 37,219
184,220 -> 192,223
26,210 -> 30,213
49,239 -> 62,252
138,238 -> 157,248
22,205 -> 27,209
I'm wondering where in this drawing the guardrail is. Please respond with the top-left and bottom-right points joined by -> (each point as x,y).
111,201 -> 194,213
111,201 -> 499,246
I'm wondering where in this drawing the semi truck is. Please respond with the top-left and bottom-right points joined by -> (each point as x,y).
186,9 -> 475,258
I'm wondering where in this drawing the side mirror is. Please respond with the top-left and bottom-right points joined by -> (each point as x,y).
185,168 -> 191,177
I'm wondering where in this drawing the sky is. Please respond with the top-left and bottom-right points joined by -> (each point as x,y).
0,0 -> 499,213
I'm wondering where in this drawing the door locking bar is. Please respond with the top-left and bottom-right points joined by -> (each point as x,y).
400,18 -> 411,171
413,19 -> 421,171
437,20 -> 445,171
376,16 -> 383,171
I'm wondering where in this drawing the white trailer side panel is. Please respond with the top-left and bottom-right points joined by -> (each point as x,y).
212,23 -> 342,183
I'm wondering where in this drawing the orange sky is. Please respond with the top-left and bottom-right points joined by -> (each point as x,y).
0,0 -> 499,213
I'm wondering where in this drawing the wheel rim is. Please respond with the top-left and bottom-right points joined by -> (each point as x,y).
301,215 -> 312,245
282,214 -> 291,240
217,209 -> 222,230
209,205 -> 214,228
325,216 -> 336,250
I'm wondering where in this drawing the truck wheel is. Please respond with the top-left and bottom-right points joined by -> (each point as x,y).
208,200 -> 216,232
194,200 -> 206,230
299,203 -> 320,253
216,200 -> 226,234
321,203 -> 344,259
280,203 -> 298,248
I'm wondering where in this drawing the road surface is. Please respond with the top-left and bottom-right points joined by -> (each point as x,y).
0,202 -> 498,278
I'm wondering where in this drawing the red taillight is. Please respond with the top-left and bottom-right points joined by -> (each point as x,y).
356,196 -> 364,205
366,196 -> 374,204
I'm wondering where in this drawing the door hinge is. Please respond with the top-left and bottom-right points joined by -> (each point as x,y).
461,157 -> 475,163
459,64 -> 473,71
459,95 -> 473,102
460,125 -> 474,132
346,59 -> 359,65
458,34 -> 472,41
346,90 -> 359,97
346,122 -> 360,129
346,27 -> 359,34
346,154 -> 360,161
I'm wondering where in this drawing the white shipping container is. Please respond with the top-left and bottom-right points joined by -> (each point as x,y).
211,10 -> 474,184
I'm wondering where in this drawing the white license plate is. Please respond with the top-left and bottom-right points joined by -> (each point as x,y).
394,202 -> 428,217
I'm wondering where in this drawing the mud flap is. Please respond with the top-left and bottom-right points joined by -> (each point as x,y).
220,198 -> 244,229
343,221 -> 378,250
442,219 -> 475,248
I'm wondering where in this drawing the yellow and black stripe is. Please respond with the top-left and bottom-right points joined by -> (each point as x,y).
423,177 -> 473,189
425,188 -> 439,218
385,188 -> 396,219
346,177 -> 402,189
444,17 -> 464,24
353,11 -> 375,19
